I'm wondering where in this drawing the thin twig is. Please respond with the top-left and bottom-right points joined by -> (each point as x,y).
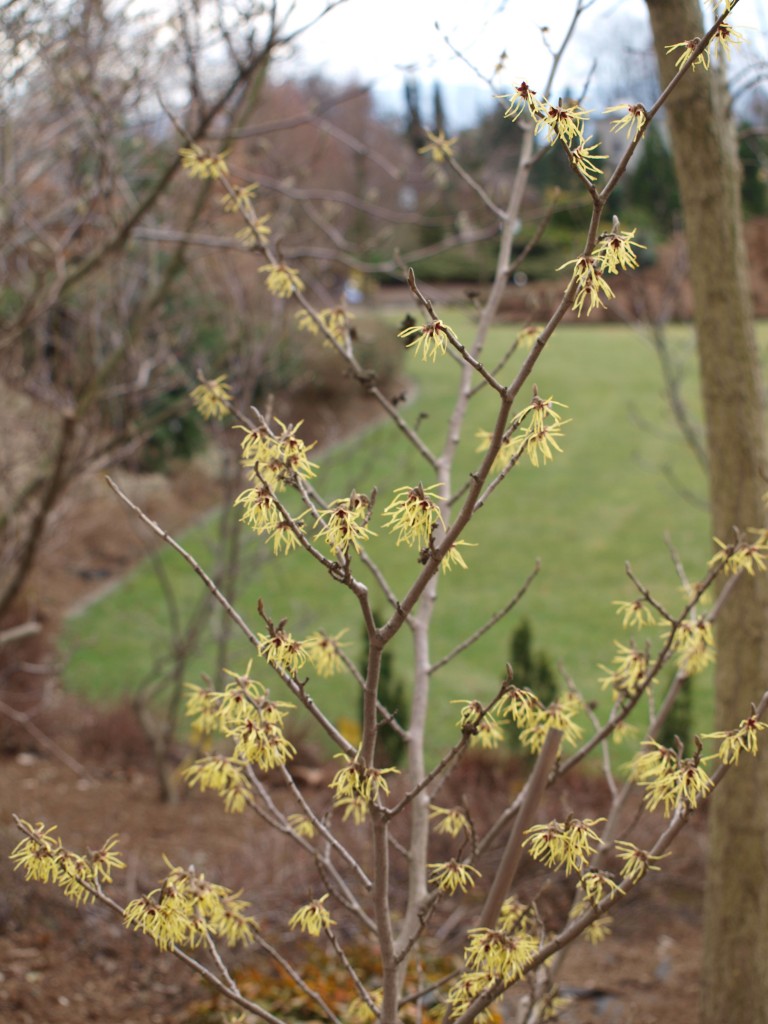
0,698 -> 95,781
430,561 -> 541,675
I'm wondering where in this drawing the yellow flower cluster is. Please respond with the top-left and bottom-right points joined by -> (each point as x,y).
518,693 -> 584,753
630,740 -> 713,815
239,419 -> 318,493
569,872 -> 619,941
327,751 -> 400,822
258,627 -> 311,675
314,493 -> 376,556
306,630 -> 349,677
594,226 -> 645,275
183,661 -> 297,808
472,713 -> 505,749
445,971 -> 498,1024
500,82 -> 543,122
233,714 -> 297,772
288,893 -> 335,936
260,628 -> 347,678
11,821 -> 124,906
382,483 -> 445,549
579,868 -> 620,906
668,618 -> 716,675
498,83 -> 658,315
418,129 -> 458,163
517,394 -> 571,467
183,756 -> 252,813
535,101 -> 590,148
523,817 -> 605,876
190,375 -> 233,421
569,899 -> 612,945
558,225 -> 643,317
515,324 -> 543,351
498,686 -> 542,728
710,20 -> 744,61
258,262 -> 305,298
599,641 -> 650,699
477,394 -> 570,472
397,319 -> 453,362
234,481 -> 278,533
429,804 -> 471,838
220,182 -> 259,214
502,82 -> 656,185
123,859 -> 257,950
234,420 -> 318,554
614,841 -> 668,884
266,517 -> 307,557
604,104 -> 647,141
665,20 -> 743,72
666,38 -> 710,71
447,902 -> 539,1020
495,687 -> 584,754
605,604 -> 716,704
570,138 -> 608,182
709,531 -> 768,575
218,182 -> 273,249
335,793 -> 369,825
452,699 -> 505,749
179,145 -> 229,180
559,254 -> 615,317
296,306 -> 352,346
287,813 -> 316,839
612,599 -> 657,630
464,925 -> 539,980
236,215 -> 272,249
440,540 -> 476,574
346,988 -> 383,1024
428,858 -> 481,894
703,714 -> 768,766
497,896 -> 529,933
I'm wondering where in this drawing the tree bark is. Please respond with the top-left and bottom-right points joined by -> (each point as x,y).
645,2 -> 768,1021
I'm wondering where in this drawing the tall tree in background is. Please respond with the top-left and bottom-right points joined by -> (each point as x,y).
432,81 -> 447,136
645,2 -> 768,1021
0,0 -> 352,626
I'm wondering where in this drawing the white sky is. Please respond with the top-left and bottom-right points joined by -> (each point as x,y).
286,0 -> 768,121
290,0 -> 613,90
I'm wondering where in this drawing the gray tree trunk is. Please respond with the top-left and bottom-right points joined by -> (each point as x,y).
645,2 -> 768,1021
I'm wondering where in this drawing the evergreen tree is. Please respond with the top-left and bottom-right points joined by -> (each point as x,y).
432,81 -> 447,137
657,676 -> 692,751
739,128 -> 767,216
510,620 -> 557,706
404,77 -> 426,153
507,620 -> 557,754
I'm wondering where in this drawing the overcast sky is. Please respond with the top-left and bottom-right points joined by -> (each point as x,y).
285,0 -> 768,123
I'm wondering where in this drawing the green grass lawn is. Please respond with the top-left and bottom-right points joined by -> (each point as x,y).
63,314 -> 763,763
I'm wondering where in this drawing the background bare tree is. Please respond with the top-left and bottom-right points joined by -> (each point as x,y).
0,0 -> 348,627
